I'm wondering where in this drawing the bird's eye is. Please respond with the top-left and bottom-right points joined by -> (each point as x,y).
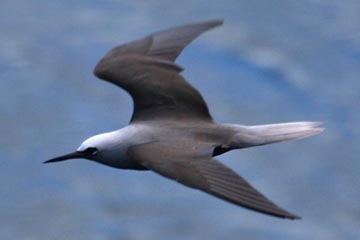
84,147 -> 98,155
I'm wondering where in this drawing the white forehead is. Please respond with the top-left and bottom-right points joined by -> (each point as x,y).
77,132 -> 116,152
77,124 -> 151,152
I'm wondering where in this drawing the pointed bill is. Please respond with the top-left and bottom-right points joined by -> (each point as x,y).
44,151 -> 84,164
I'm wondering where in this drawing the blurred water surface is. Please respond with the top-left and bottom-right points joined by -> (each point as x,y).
1,1 -> 359,239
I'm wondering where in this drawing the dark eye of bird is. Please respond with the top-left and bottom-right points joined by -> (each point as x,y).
84,147 -> 98,155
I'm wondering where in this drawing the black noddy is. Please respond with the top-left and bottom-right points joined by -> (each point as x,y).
45,20 -> 323,220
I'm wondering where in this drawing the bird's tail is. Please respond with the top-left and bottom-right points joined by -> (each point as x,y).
229,122 -> 324,148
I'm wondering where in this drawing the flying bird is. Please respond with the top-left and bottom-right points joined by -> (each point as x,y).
45,20 -> 323,219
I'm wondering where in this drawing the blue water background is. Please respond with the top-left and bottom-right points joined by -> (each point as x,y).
1,1 -> 359,239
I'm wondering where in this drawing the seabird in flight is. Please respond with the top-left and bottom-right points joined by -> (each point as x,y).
45,20 -> 323,219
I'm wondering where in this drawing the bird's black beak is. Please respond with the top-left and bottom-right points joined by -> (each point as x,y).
43,151 -> 85,164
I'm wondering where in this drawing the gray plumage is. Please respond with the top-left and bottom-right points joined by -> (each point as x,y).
46,20 -> 323,220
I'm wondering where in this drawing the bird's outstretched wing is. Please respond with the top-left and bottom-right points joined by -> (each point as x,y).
128,140 -> 300,220
94,20 -> 223,122
98,20 -> 223,62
